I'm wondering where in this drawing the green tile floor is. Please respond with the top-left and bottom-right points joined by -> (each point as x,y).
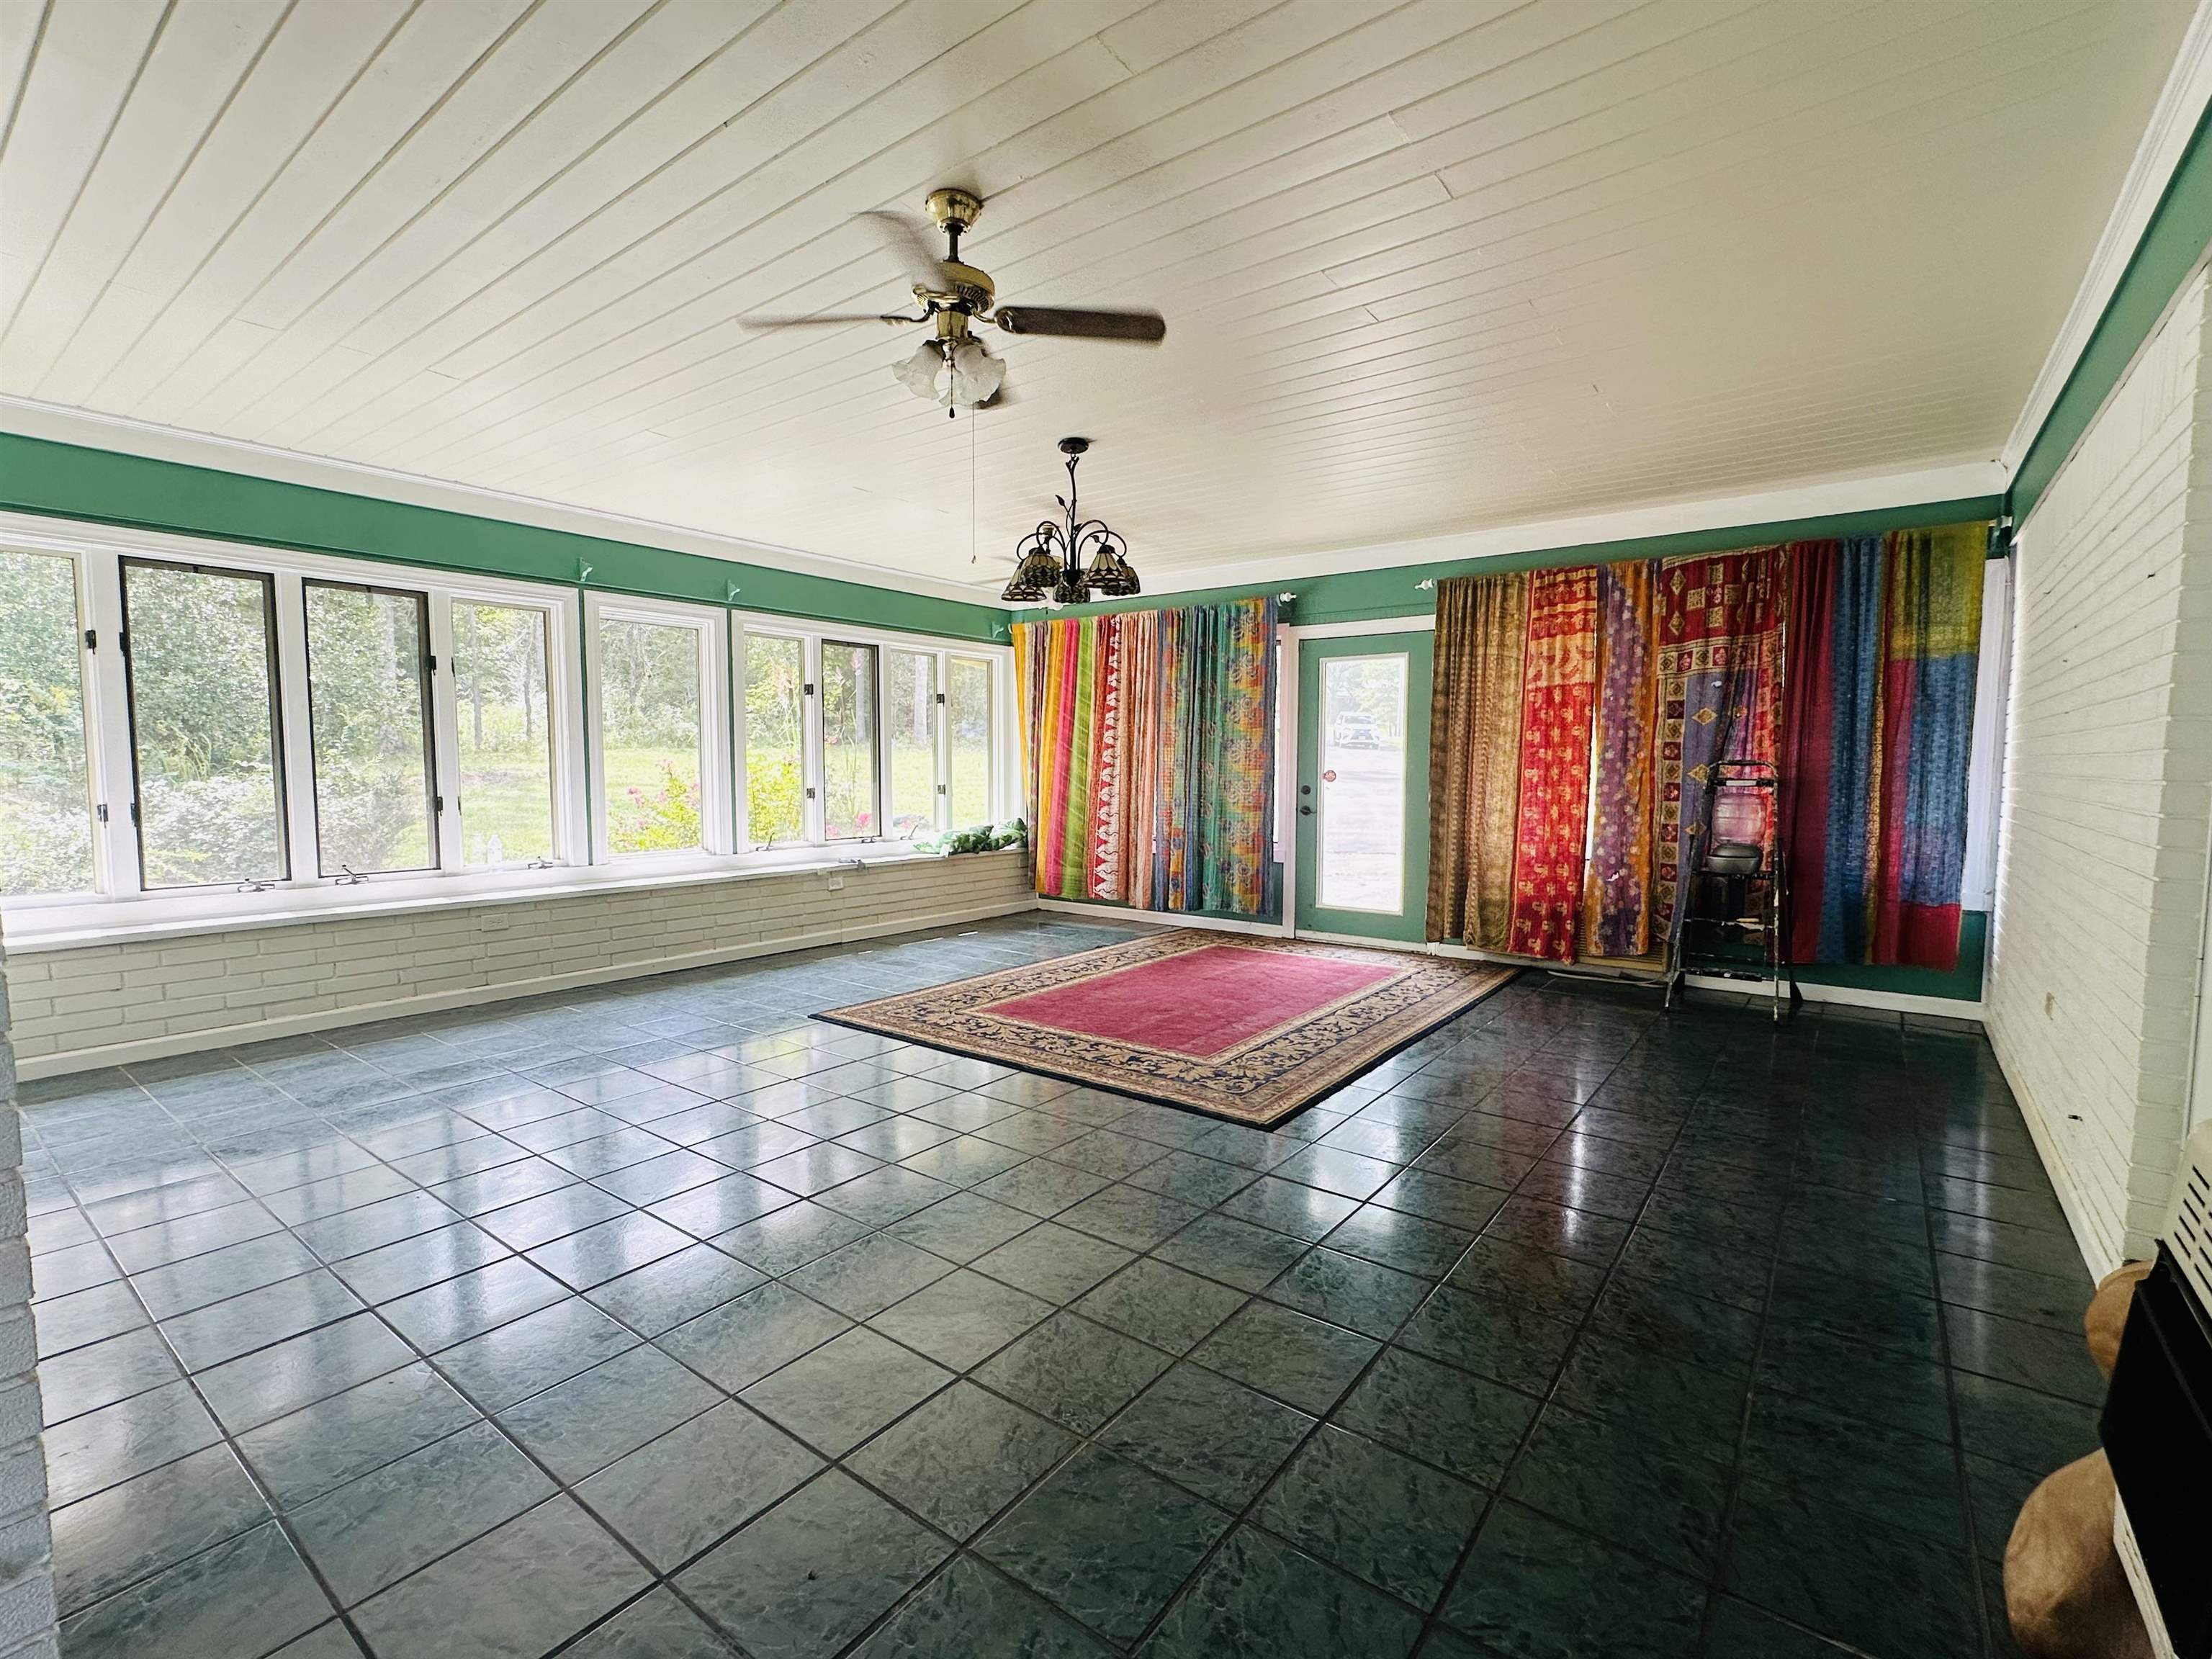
22,914 -> 2100,1657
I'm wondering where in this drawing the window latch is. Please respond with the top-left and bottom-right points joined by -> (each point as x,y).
334,865 -> 368,886
804,683 -> 815,696
94,803 -> 109,824
433,794 -> 446,814
235,878 -> 273,894
83,629 -> 96,652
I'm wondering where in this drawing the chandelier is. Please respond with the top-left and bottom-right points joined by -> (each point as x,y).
1002,437 -> 1141,605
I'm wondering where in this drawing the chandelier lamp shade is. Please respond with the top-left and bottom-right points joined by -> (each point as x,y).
1003,438 -> 1141,606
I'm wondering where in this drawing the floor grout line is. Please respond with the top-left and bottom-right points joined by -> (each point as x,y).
19,920 -> 2072,1658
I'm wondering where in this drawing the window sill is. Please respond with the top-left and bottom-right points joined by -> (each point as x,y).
0,846 -> 1026,953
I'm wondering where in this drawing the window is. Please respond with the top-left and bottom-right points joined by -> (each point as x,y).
745,632 -> 804,845
820,641 -> 878,840
948,655 -> 992,830
120,560 -> 287,889
453,601 -> 555,866
305,583 -> 436,875
0,549 -> 95,896
886,648 -> 937,838
0,518 -> 1014,934
598,616 -> 704,855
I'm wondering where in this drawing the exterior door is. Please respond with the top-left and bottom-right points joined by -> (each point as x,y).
1293,631 -> 1432,943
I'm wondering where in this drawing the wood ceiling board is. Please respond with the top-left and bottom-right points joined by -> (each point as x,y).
0,0 -> 2190,589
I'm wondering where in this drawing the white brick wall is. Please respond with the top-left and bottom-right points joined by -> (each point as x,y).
0,948 -> 57,1658
1987,267 -> 2212,1271
4,853 -> 1035,1079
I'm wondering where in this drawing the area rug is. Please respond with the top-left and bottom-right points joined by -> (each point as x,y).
817,930 -> 1517,1127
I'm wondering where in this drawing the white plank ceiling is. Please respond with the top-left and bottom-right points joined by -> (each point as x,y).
0,0 -> 2191,590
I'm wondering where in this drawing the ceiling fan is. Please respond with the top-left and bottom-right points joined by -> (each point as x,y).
739,188 -> 1166,411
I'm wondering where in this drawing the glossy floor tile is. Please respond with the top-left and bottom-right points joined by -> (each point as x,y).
24,915 -> 2092,1658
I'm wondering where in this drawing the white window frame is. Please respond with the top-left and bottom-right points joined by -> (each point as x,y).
734,625 -> 809,850
732,611 -> 1017,853
584,592 -> 732,864
441,587 -> 584,873
0,509 -> 1012,945
0,541 -> 109,902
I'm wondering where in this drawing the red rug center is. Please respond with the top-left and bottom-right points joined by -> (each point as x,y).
981,943 -> 1406,1059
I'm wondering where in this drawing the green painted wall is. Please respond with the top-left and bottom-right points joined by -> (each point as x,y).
2012,102 -> 2212,525
1021,495 -> 2002,629
0,433 -> 1007,643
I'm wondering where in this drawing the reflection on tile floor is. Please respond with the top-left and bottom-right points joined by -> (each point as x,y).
21,914 -> 2100,1658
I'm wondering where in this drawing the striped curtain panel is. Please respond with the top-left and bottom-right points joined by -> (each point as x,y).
1012,597 -> 1279,918
1507,566 -> 1600,962
1424,572 -> 1528,950
1780,524 -> 1984,969
1581,560 -> 1660,958
1654,547 -> 1787,946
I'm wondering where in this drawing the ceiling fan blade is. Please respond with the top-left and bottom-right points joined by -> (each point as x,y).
738,313 -> 917,329
858,209 -> 954,289
994,305 -> 1165,343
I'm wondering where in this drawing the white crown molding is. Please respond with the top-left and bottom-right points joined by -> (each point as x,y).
0,396 -> 997,609
2002,0 -> 2212,473
1137,457 -> 2009,599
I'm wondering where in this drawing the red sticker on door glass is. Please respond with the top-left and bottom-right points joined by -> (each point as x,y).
1322,769 -> 1337,782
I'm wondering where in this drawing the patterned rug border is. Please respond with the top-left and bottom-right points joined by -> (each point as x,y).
815,930 -> 1519,1128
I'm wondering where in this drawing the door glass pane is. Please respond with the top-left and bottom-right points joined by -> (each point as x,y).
886,649 -> 936,839
599,618 -> 702,855
0,549 -> 94,895
306,585 -> 436,875
821,641 -> 878,840
745,633 -> 803,844
948,655 -> 992,829
1317,653 -> 1407,912
454,601 -> 554,867
122,562 -> 286,888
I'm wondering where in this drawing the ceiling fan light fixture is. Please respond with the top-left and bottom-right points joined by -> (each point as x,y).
893,341 -> 943,402
948,341 -> 1004,406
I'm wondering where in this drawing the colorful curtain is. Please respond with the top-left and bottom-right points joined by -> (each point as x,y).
1012,598 -> 1278,917
1581,560 -> 1659,958
1876,526 -> 1984,966
1779,536 -> 1886,964
1508,567 -> 1599,961
1655,547 -> 1786,945
1424,572 -> 1527,949
1781,526 -> 1983,969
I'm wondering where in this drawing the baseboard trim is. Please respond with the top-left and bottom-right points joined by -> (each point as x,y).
17,897 -> 1038,1079
1035,899 -> 1292,938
